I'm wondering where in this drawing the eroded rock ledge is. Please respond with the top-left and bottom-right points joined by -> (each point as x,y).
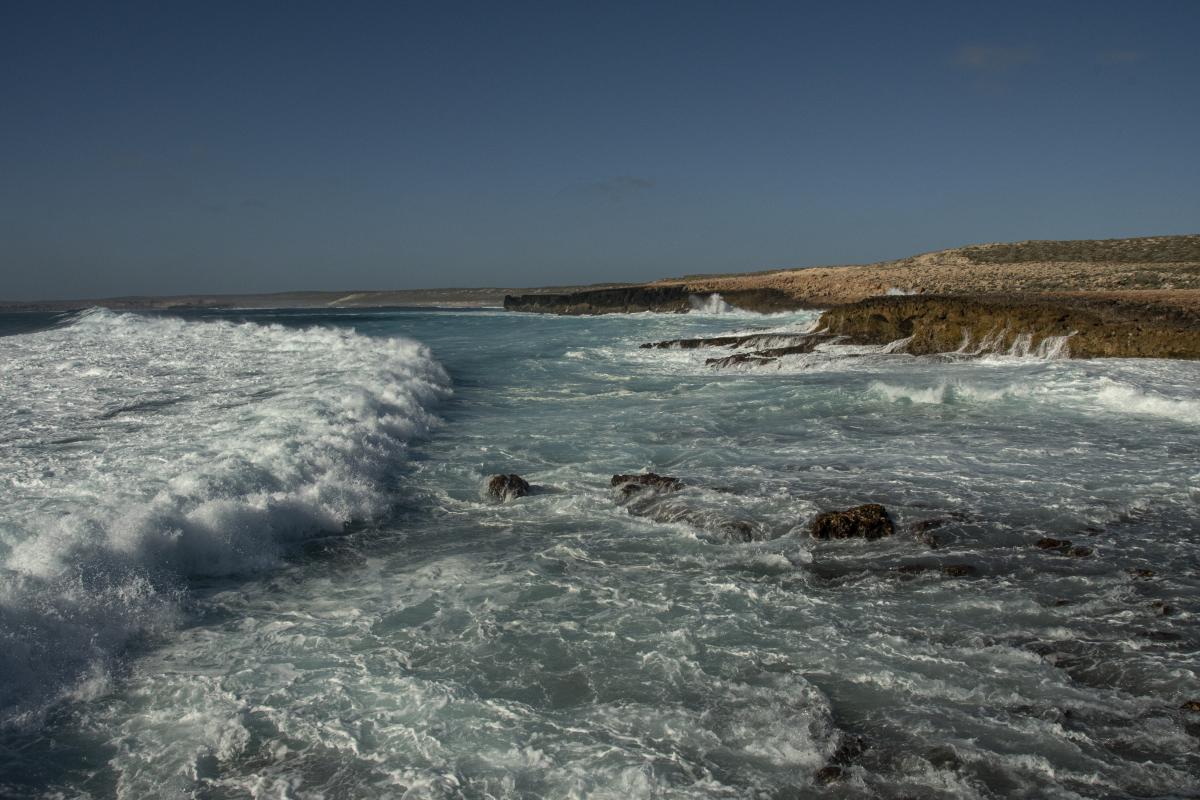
817,294 -> 1200,359
502,286 -> 802,314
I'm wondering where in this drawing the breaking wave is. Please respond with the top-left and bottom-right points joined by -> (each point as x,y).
0,309 -> 449,727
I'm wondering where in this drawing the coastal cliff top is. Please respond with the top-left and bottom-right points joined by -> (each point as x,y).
654,234 -> 1200,307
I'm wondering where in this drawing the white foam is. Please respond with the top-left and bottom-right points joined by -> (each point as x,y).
1091,379 -> 1200,424
0,309 -> 449,726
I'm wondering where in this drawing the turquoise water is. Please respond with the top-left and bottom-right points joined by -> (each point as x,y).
1,306 -> 1198,798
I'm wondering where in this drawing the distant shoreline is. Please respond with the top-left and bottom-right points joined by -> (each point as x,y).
7,234 -> 1200,359
0,284 -> 635,313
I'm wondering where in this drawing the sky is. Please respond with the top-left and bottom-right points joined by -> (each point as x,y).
2,1 -> 1199,300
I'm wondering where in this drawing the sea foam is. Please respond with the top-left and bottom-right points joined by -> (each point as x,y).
0,309 -> 449,726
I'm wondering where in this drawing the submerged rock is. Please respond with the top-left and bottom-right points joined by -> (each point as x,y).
486,473 -> 531,501
813,766 -> 843,784
810,504 -> 895,540
610,472 -> 683,498
609,473 -> 764,543
942,564 -> 978,578
813,735 -> 868,784
910,519 -> 944,549
915,531 -> 941,549
1151,600 -> 1175,616
1036,537 -> 1072,550
1182,700 -> 1200,712
911,518 -> 946,533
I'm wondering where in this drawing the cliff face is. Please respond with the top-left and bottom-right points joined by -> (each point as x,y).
818,295 -> 1200,359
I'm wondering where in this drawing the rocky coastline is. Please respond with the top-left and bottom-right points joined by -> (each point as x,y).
504,234 -> 1200,360
483,467 -> 1200,786
819,293 -> 1200,359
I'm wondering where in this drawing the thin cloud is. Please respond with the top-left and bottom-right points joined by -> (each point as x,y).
565,175 -> 657,203
952,44 -> 1039,73
1099,49 -> 1142,64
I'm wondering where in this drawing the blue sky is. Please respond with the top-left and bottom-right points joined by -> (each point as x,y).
2,1 -> 1198,299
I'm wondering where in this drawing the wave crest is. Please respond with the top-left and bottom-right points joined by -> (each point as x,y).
0,309 -> 449,726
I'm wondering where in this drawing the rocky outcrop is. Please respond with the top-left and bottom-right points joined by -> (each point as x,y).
1034,538 -> 1094,557
609,473 -> 764,542
810,504 -> 895,540
641,332 -> 837,368
818,294 -> 1200,359
642,332 -> 824,350
813,735 -> 869,784
610,472 -> 683,498
486,474 -> 531,501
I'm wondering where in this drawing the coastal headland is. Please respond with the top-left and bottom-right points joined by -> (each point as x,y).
504,234 -> 1200,359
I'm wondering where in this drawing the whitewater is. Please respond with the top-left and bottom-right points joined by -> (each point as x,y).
1,306 -> 1198,799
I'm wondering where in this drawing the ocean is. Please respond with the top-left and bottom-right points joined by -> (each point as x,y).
0,305 -> 1198,799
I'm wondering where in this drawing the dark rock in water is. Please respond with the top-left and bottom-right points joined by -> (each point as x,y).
1054,598 -> 1073,606
1182,700 -> 1200,712
813,735 -> 868,785
1036,537 -> 1071,550
1067,546 -> 1093,558
487,474 -> 531,501
1129,568 -> 1156,579
1151,600 -> 1175,616
643,332 -> 824,350
810,503 -> 894,540
897,563 -> 930,575
915,530 -> 941,549
719,520 -> 756,543
703,335 -> 835,368
911,518 -> 946,533
1143,630 -> 1183,642
831,736 -> 868,765
942,564 -> 978,578
705,352 -> 778,368
813,766 -> 843,784
610,472 -> 683,498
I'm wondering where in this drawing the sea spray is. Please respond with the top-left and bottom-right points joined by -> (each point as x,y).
0,309 -> 449,727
